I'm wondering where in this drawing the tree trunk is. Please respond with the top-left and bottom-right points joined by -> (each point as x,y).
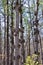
34,0 -> 39,61
10,0 -> 14,65
19,9 -> 25,65
7,0 -> 9,65
0,15 -> 2,65
14,1 -> 20,65
3,13 -> 7,65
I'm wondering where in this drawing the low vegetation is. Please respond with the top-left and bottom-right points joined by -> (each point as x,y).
24,54 -> 42,65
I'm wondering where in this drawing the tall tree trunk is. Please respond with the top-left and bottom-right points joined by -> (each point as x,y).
34,0 -> 39,61
14,1 -> 20,65
19,2 -> 25,65
10,0 -> 14,65
0,15 -> 2,65
3,13 -> 7,65
7,0 -> 9,65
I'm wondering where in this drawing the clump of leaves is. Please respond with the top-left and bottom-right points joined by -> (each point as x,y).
24,54 -> 42,65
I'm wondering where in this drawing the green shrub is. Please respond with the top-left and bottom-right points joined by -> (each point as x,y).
24,54 -> 42,65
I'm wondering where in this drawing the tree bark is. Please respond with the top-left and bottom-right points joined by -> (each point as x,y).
0,15 -> 2,65
10,0 -> 14,65
7,0 -> 9,65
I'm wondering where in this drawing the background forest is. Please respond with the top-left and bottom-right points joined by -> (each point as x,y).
0,0 -> 43,65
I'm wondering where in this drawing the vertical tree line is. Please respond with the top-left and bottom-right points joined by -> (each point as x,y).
0,0 -> 43,65
0,15 -> 2,65
7,0 -> 9,65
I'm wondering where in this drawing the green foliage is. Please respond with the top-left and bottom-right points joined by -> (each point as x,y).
39,0 -> 43,5
2,0 -> 11,15
24,54 -> 42,65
